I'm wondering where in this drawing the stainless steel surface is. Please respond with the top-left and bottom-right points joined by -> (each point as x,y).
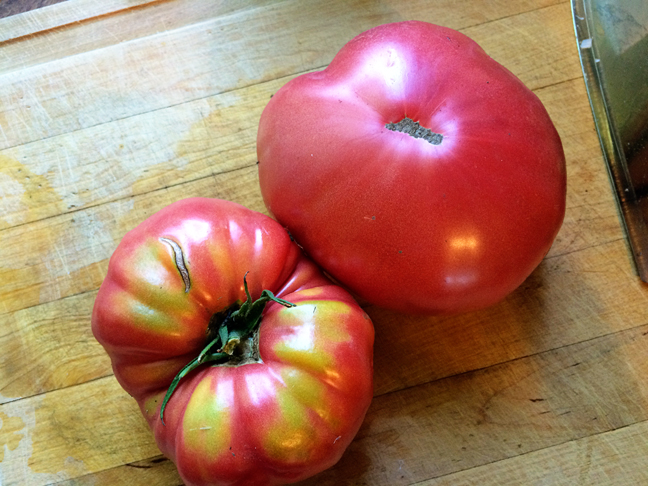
572,0 -> 648,280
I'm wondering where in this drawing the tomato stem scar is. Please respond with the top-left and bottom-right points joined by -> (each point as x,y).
159,237 -> 191,293
385,117 -> 443,145
159,273 -> 295,424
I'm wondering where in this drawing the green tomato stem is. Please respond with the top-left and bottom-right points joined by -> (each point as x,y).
160,272 -> 295,425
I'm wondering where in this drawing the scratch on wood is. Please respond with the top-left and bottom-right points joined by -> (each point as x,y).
126,463 -> 152,469
578,441 -> 594,484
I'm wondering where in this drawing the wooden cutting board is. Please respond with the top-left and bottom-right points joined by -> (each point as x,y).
1,0 -> 647,485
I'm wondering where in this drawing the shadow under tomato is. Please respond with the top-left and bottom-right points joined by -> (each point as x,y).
364,259 -> 567,398
294,446 -> 373,486
296,257 -> 592,485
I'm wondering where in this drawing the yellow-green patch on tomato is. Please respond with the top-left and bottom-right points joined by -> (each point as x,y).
259,385 -> 321,463
279,366 -> 342,430
182,374 -> 233,456
130,240 -> 189,294
142,392 -> 164,421
278,300 -> 353,341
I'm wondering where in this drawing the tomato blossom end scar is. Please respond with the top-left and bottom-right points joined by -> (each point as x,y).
386,117 -> 443,145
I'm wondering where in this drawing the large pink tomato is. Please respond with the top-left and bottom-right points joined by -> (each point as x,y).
92,198 -> 374,486
257,21 -> 566,314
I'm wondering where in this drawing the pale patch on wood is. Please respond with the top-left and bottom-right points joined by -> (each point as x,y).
0,154 -> 66,230
0,172 -> 27,226
0,292 -> 111,404
38,199 -> 133,304
0,1 -> 576,153
0,396 -> 76,485
0,0 -> 159,43
0,377 -> 158,483
0,410 -> 25,461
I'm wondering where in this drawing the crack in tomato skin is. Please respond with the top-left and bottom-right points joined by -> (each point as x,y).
159,237 -> 191,293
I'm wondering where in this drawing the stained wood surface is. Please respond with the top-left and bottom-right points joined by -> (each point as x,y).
1,0 -> 647,485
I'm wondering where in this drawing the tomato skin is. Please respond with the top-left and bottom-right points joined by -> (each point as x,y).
257,21 -> 566,314
92,198 -> 374,486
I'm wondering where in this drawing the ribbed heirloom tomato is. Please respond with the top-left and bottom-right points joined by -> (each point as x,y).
257,21 -> 566,314
91,198 -> 374,486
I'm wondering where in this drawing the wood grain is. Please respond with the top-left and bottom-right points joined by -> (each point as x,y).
4,315 -> 646,485
1,0 -> 647,485
424,421 -> 648,485
0,1 -> 570,150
